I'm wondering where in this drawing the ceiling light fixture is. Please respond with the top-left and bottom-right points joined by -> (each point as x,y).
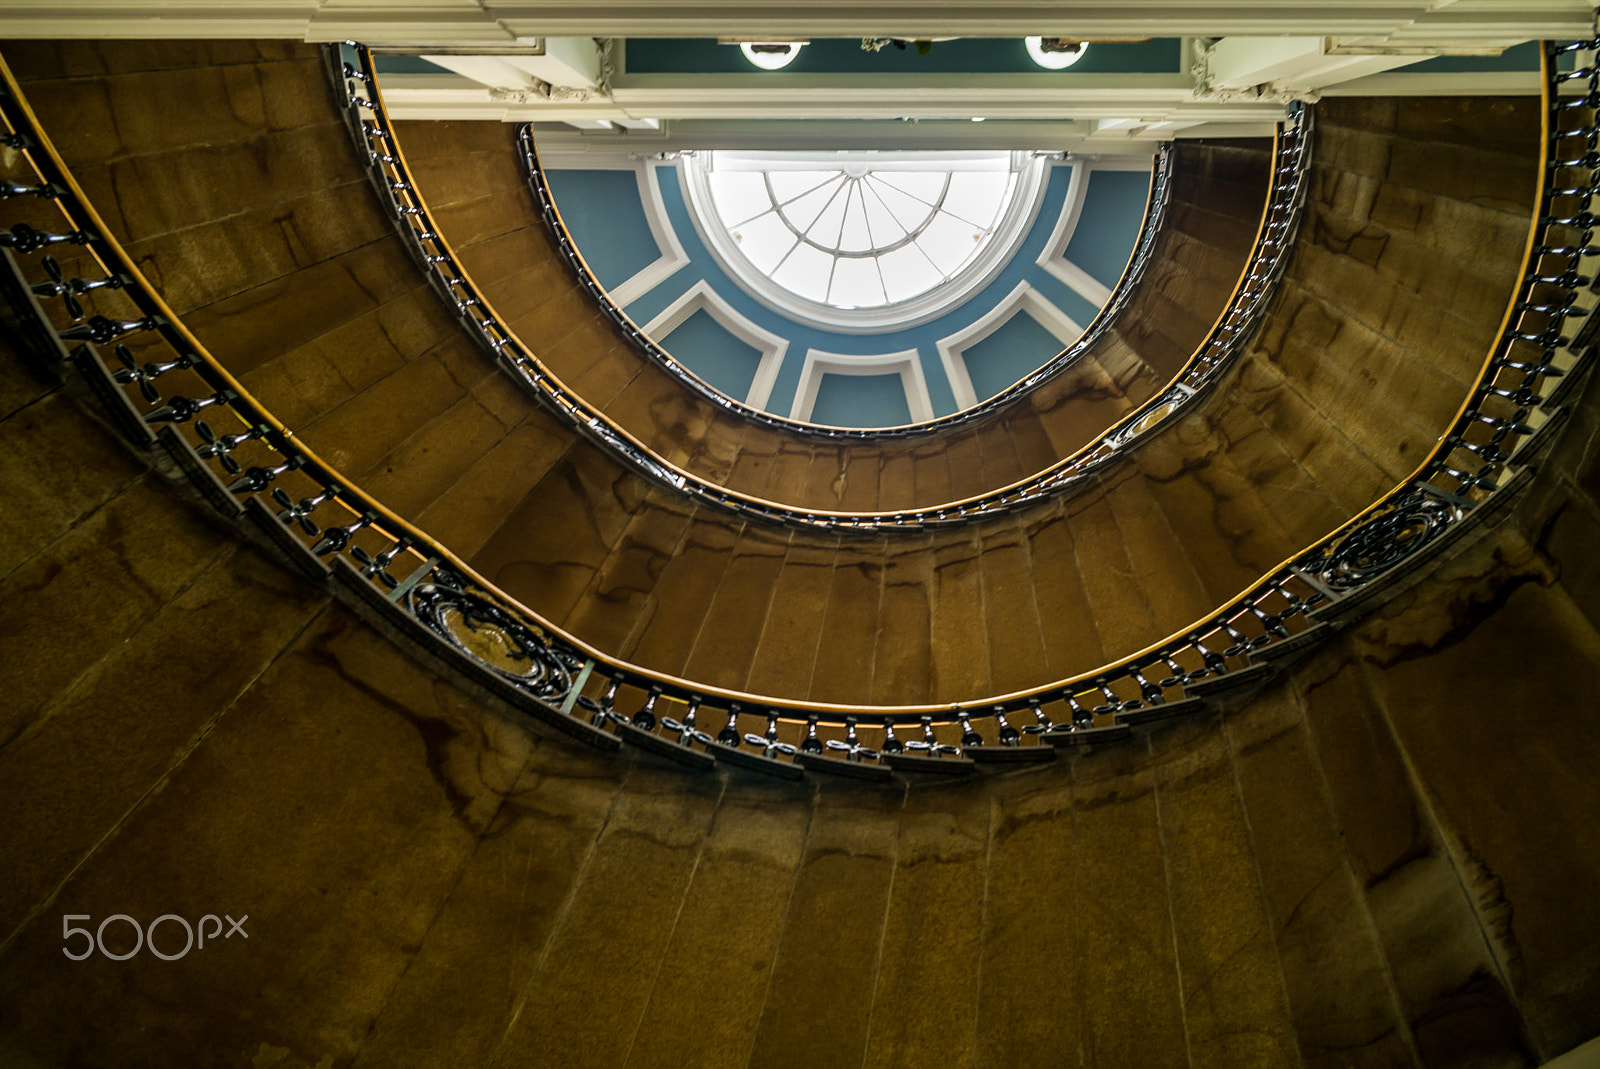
740,42 -> 805,70
1025,37 -> 1089,70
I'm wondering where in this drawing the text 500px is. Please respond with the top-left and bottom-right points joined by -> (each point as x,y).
62,914 -> 248,960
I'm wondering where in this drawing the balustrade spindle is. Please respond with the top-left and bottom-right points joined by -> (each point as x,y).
824,717 -> 879,763
195,421 -> 266,474
1,222 -> 87,252
0,178 -> 59,199
663,697 -> 709,747
1064,692 -> 1094,730
1128,666 -> 1164,706
351,538 -> 413,589
311,512 -> 375,555
957,711 -> 984,749
880,721 -> 905,754
799,715 -> 824,755
716,704 -> 743,747
30,259 -> 126,322
228,455 -> 301,495
61,314 -> 159,345
745,714 -> 798,760
1023,702 -> 1054,736
907,716 -> 959,758
143,388 -> 230,425
112,345 -> 196,403
596,678 -> 622,726
272,485 -> 339,535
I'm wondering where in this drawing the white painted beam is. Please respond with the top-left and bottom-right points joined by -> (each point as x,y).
490,3 -> 1589,42
1321,69 -> 1541,95
1206,36 -> 1329,89
500,36 -> 601,88
0,1 -> 1585,48
378,80 -> 1291,124
1170,121 -> 1280,138
420,54 -> 540,90
1206,35 -> 1426,93
534,118 -> 1150,154
1295,52 -> 1427,88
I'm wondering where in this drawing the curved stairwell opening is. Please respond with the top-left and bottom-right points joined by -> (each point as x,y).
390,114 -> 1275,513
1,32 -> 1598,1069
349,73 -> 1539,706
0,40 -> 1559,715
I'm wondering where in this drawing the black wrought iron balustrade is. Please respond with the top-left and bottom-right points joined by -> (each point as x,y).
517,128 -> 1174,441
333,43 -> 1309,531
0,42 -> 1591,785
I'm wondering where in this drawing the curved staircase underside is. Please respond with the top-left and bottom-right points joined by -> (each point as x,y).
1,34 -> 1599,1069
4,42 -> 1541,705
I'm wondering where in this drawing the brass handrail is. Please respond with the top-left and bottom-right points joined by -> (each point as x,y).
0,41 -> 1585,779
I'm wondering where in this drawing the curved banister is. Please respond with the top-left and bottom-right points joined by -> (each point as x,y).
0,41 -> 1587,781
341,44 -> 1301,530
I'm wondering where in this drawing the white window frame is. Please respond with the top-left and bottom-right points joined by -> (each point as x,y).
680,151 -> 1050,335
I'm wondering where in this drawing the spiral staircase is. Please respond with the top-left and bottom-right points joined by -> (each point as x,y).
1,34 -> 1599,1069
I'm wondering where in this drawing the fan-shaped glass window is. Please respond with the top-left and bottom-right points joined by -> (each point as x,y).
685,151 -> 1046,333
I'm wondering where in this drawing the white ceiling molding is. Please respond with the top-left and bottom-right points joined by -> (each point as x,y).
936,281 -> 1083,410
1035,156 -> 1154,308
420,54 -> 542,91
1083,155 -> 1166,172
0,3 -> 1584,46
375,72 -> 1298,125
1046,257 -> 1114,310
499,37 -> 602,88
791,348 -> 934,426
604,161 -> 690,308
607,78 -> 1239,121
529,151 -> 641,169
529,118 -> 1176,155
377,62 -> 1542,125
641,279 -> 788,411
1035,160 -> 1102,305
1320,70 -> 1542,97
1200,35 -> 1421,95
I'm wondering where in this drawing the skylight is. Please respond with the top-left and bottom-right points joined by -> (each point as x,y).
685,151 -> 1046,333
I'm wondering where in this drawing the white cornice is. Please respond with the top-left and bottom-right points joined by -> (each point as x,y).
791,348 -> 934,425
607,161 -> 690,307
1,2 -> 1585,44
641,278 -> 789,410
1035,159 -> 1154,306
936,281 -> 1083,410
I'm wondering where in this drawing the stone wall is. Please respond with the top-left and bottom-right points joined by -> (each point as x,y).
1,332 -> 1597,1068
1,39 -> 1595,1069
